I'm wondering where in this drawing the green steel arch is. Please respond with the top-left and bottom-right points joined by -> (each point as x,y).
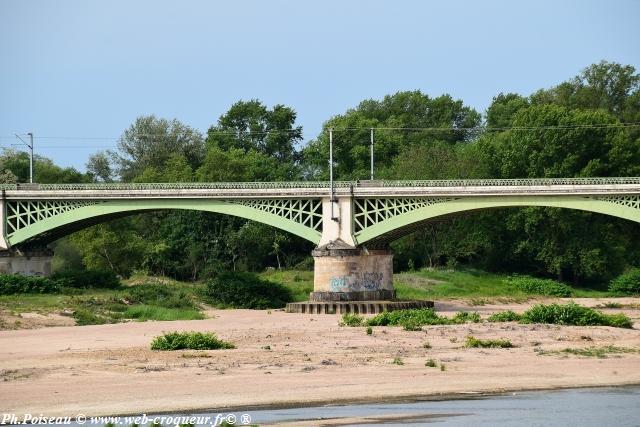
5,198 -> 323,247
353,195 -> 640,245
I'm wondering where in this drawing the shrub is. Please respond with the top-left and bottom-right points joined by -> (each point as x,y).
488,310 -> 522,322
425,358 -> 437,367
366,326 -> 373,335
521,303 -> 633,328
151,331 -> 235,351
609,269 -> 640,296
465,336 -> 514,348
452,311 -> 481,324
366,308 -> 451,328
507,275 -> 572,297
340,313 -> 364,327
124,284 -> 196,309
205,271 -> 292,309
73,308 -> 112,326
52,269 -> 120,289
0,274 -> 61,295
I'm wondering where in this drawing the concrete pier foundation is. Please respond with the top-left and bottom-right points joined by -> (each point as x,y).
0,250 -> 54,276
286,242 -> 434,314
309,245 -> 395,302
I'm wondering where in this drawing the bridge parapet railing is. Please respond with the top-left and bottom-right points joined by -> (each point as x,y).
4,177 -> 640,191
376,177 -> 640,187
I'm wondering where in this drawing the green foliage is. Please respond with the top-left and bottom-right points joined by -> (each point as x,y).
339,313 -> 364,327
487,310 -> 522,322
52,269 -> 120,289
366,308 -> 449,327
0,274 -> 61,295
124,284 -> 197,309
123,305 -> 204,321
452,311 -> 481,323
72,308 -> 114,326
609,269 -> 640,295
425,358 -> 437,367
521,303 -> 633,328
537,345 -> 639,358
150,331 -> 235,351
205,271 -> 292,309
506,275 -> 573,297
392,357 -> 404,365
366,326 -> 373,335
465,336 -> 514,349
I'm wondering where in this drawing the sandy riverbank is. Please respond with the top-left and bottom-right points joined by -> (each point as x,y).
1,298 -> 639,418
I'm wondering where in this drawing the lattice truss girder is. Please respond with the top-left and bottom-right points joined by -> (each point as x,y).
6,200 -> 103,237
353,197 -> 456,234
593,195 -> 640,210
233,198 -> 323,231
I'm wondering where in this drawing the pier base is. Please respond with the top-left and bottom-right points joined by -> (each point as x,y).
285,242 -> 433,314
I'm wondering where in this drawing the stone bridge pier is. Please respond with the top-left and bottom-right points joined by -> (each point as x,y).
286,196 -> 433,314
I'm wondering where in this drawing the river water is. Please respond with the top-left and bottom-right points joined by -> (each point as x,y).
13,386 -> 640,426
242,386 -> 640,426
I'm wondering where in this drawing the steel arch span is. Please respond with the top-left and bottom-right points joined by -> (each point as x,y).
3,198 -> 323,247
352,194 -> 640,245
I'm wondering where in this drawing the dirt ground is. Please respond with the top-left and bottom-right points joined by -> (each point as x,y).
0,298 -> 639,419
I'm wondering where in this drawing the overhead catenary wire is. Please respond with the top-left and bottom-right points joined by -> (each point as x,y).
2,122 -> 640,147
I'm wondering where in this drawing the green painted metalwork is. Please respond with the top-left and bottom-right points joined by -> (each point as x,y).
354,195 -> 640,244
353,197 -> 457,233
6,199 -> 323,246
11,176 -> 640,191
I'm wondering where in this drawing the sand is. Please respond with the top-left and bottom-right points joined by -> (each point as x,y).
0,298 -> 639,419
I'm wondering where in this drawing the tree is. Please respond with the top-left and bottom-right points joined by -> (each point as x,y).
86,151 -> 114,182
115,115 -> 204,181
207,100 -> 302,164
302,91 -> 481,180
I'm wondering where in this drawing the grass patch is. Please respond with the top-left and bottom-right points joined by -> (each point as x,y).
506,275 -> 572,297
425,358 -> 437,367
487,310 -> 522,322
258,269 -> 313,302
537,345 -> 640,358
151,331 -> 235,351
393,268 -> 608,299
465,336 -> 514,348
124,305 -> 204,321
521,303 -> 633,328
392,357 -> 404,365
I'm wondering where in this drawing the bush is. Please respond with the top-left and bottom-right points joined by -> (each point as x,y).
124,284 -> 196,309
340,313 -> 364,327
151,331 -> 235,351
507,275 -> 572,297
0,274 -> 61,294
52,269 -> 120,289
73,308 -> 112,326
366,308 -> 451,328
205,271 -> 292,309
521,302 -> 633,328
465,336 -> 514,348
488,310 -> 522,322
452,311 -> 481,324
609,269 -> 640,296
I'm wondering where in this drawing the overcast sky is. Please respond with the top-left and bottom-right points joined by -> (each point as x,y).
1,0 -> 639,171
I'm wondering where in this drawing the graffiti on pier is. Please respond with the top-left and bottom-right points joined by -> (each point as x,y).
361,272 -> 383,290
329,272 -> 384,291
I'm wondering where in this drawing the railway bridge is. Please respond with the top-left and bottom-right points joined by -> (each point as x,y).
1,178 -> 639,309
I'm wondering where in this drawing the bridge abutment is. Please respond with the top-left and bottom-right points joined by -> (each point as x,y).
0,249 -> 54,276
